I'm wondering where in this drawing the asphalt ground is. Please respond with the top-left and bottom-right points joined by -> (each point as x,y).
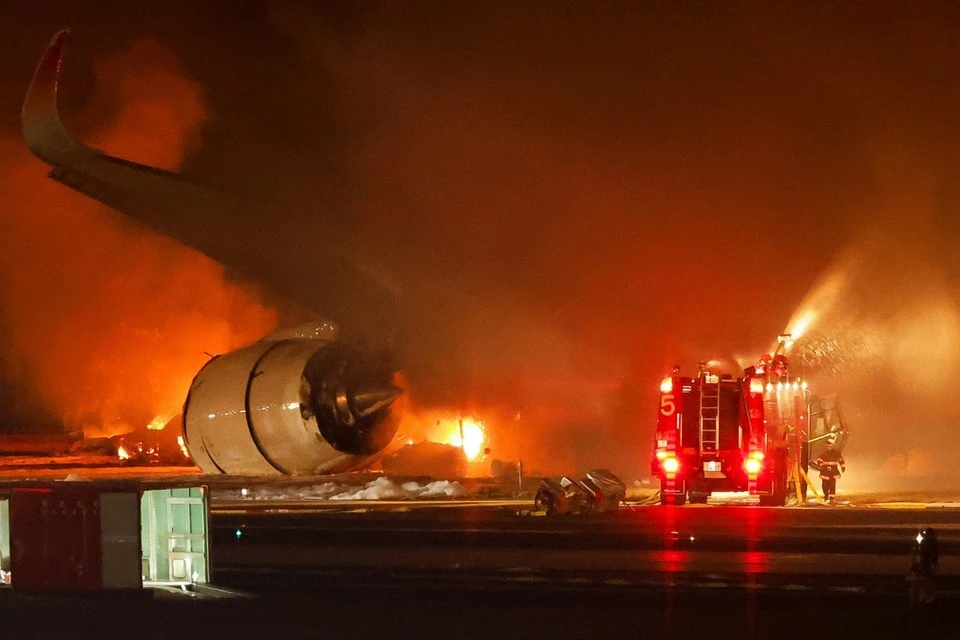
1,581 -> 957,640
210,504 -> 960,596
3,494 -> 960,638
199,504 -> 960,638
4,464 -> 960,638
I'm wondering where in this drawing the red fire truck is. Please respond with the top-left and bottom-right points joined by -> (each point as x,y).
650,353 -> 813,506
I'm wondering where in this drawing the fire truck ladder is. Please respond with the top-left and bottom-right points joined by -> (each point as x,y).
699,381 -> 721,452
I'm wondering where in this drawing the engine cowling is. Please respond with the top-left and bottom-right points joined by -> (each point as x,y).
182,321 -> 402,475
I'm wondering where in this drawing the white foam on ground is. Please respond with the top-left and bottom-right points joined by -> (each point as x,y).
685,490 -> 960,508
241,477 -> 470,501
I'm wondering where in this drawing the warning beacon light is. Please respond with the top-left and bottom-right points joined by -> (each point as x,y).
662,456 -> 680,475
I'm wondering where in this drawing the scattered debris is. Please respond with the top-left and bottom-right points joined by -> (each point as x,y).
534,469 -> 626,515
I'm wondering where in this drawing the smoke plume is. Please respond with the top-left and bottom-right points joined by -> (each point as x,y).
785,169 -> 960,487
260,4 -> 960,480
8,6 -> 960,486
0,37 -> 276,445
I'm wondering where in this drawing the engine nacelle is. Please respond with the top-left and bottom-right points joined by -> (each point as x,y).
182,321 -> 402,475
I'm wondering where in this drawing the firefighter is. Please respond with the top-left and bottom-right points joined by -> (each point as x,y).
816,440 -> 845,500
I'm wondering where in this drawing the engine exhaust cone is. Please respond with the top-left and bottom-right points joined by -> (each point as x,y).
303,342 -> 403,455
352,383 -> 403,418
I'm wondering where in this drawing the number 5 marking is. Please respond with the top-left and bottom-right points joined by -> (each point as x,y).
660,394 -> 676,416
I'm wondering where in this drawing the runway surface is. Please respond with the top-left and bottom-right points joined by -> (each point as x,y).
2,577 -> 956,640
8,502 -> 955,639
3,471 -> 960,638
192,502 -> 960,639
212,503 -> 960,593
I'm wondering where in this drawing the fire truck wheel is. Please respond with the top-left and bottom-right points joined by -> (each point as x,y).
759,491 -> 786,507
759,473 -> 787,506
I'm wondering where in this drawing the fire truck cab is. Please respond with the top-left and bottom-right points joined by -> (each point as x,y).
651,355 -> 809,506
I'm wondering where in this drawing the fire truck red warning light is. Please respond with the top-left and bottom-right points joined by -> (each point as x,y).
660,377 -> 674,394
661,456 -> 680,475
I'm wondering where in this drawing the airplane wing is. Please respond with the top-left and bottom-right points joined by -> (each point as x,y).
22,30 -> 400,353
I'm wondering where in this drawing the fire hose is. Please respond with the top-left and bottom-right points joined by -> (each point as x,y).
789,423 -> 828,505
792,459 -> 827,505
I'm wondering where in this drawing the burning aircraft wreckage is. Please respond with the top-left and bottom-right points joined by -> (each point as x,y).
22,31 -> 403,476
18,32 -> 836,513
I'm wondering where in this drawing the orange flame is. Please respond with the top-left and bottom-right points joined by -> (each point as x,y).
146,409 -> 179,431
0,37 -> 277,445
444,418 -> 486,461
176,435 -> 190,460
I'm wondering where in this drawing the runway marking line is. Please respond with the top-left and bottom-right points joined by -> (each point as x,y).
699,582 -> 730,589
507,576 -> 548,583
867,503 -> 928,510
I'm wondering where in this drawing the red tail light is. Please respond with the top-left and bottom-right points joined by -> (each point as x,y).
662,456 -> 680,474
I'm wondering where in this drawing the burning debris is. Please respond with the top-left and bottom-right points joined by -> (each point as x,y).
403,416 -> 489,462
114,432 -> 191,466
115,440 -> 161,464
103,408 -> 194,467
380,442 -> 468,478
382,412 -> 496,478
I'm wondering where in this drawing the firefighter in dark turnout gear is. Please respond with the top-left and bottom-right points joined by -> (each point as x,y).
816,440 -> 845,500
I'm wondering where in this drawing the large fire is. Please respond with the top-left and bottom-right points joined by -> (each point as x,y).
0,37 -> 278,447
438,418 -> 486,461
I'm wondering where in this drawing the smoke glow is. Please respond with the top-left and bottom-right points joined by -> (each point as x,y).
7,8 -> 960,487
0,37 -> 276,448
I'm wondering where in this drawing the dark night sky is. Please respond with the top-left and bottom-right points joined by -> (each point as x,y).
2,2 -> 960,478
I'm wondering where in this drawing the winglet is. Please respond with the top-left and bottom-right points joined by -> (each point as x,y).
22,29 -> 92,165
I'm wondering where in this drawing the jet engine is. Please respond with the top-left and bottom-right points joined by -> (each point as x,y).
183,321 -> 403,475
